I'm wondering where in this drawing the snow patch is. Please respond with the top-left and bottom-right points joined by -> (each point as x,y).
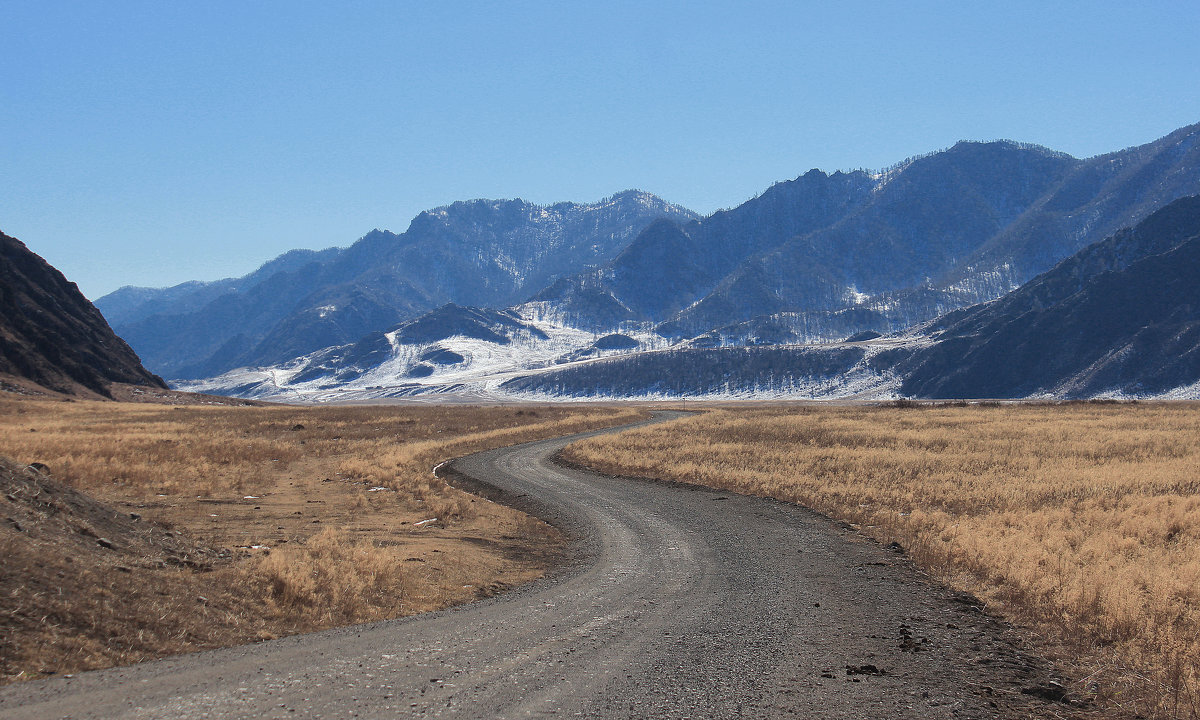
845,286 -> 870,305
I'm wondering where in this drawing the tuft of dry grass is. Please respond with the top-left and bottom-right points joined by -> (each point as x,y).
563,402 -> 1200,720
257,528 -> 411,623
0,397 -> 645,681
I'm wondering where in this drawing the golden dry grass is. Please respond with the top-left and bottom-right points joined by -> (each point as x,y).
562,402 -> 1200,720
0,397 -> 644,681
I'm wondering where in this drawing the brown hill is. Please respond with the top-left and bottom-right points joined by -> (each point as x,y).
0,231 -> 165,397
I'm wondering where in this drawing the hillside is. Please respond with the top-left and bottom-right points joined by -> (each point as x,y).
0,231 -> 165,397
900,196 -> 1200,398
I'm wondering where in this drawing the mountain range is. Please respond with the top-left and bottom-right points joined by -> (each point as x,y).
96,121 -> 1200,401
503,195 -> 1200,400
99,191 -> 697,380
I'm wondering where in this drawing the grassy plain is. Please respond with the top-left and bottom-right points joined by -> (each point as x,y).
0,397 -> 644,681
563,402 -> 1200,719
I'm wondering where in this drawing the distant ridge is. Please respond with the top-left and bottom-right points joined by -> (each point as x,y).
500,196 -> 1200,400
538,125 -> 1200,341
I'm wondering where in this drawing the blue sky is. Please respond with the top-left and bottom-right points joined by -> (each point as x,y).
3,1 -> 1198,299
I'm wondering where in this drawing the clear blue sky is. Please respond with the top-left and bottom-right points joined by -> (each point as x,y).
3,1 -> 1198,299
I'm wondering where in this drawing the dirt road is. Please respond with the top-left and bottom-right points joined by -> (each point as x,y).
0,413 -> 1081,719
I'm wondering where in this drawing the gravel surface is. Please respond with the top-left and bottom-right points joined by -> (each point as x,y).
0,412 -> 1087,719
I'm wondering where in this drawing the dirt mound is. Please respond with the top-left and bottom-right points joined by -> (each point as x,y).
2,458 -> 206,562
0,457 -> 231,681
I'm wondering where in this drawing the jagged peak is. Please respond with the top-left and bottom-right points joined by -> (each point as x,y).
413,189 -> 694,225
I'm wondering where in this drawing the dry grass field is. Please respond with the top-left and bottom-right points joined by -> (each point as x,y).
0,396 -> 644,682
563,402 -> 1200,720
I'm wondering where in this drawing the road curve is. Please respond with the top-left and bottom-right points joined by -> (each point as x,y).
0,412 -> 1079,719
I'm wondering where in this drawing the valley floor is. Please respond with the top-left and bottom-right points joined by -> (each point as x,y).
0,412 -> 1087,719
3,395 -> 1195,719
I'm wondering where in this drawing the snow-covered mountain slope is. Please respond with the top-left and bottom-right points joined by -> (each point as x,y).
173,299 -> 943,403
174,304 -> 674,402
499,335 -> 921,401
175,303 -> 1200,403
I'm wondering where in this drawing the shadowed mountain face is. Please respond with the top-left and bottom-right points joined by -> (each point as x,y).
668,141 -> 1079,333
99,191 -> 697,379
0,231 -> 165,396
947,123 -> 1200,291
900,195 -> 1200,398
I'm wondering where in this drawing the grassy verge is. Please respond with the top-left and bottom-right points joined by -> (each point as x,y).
562,402 -> 1200,720
0,397 -> 645,682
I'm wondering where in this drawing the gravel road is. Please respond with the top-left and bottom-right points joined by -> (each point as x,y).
0,412 -> 1084,719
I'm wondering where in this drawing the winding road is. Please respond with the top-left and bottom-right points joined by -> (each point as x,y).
0,412 -> 1079,719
